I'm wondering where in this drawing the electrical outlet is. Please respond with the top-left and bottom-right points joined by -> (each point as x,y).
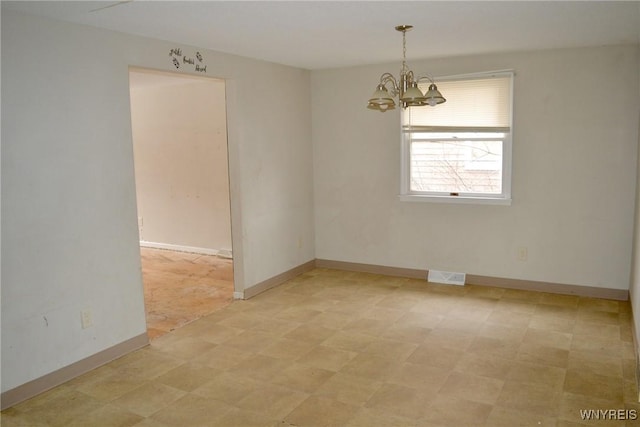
517,247 -> 528,261
81,309 -> 93,329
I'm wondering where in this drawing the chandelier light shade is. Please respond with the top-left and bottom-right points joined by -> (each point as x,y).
367,84 -> 396,111
424,83 -> 446,106
367,25 -> 446,112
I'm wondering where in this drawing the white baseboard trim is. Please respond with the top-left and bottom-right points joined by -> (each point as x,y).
233,291 -> 244,300
140,241 -> 232,258
1,333 -> 149,410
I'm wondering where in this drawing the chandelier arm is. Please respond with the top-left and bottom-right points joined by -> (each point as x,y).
379,72 -> 399,95
379,72 -> 397,85
415,75 -> 436,84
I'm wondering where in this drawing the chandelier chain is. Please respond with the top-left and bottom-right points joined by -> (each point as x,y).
402,30 -> 407,74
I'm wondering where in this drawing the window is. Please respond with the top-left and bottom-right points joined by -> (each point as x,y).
400,71 -> 513,204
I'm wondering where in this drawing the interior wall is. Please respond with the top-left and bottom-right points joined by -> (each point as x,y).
1,10 -> 314,393
129,70 -> 232,253
630,49 -> 640,356
312,44 -> 640,291
0,0 -> 4,397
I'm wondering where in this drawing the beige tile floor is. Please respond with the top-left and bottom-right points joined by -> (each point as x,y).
2,268 -> 639,426
140,247 -> 234,340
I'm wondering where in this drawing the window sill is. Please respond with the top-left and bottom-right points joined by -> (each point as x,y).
399,194 -> 512,205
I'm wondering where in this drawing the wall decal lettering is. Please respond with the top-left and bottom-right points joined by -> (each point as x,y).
169,48 -> 207,73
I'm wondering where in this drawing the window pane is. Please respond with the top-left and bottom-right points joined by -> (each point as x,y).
410,140 -> 503,194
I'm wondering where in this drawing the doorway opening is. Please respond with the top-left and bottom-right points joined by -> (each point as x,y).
128,67 -> 234,340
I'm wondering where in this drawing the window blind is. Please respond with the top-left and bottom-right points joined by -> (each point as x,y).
403,72 -> 513,131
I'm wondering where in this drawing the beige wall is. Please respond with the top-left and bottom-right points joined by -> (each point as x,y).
1,10 -> 314,393
130,70 -> 232,252
630,51 -> 640,356
312,44 -> 640,291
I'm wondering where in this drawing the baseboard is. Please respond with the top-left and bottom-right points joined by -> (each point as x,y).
466,274 -> 629,301
140,241 -> 232,258
315,259 -> 629,301
631,303 -> 640,402
243,260 -> 316,299
316,259 -> 427,279
0,333 -> 149,410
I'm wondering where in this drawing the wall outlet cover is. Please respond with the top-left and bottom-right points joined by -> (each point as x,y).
81,309 -> 93,329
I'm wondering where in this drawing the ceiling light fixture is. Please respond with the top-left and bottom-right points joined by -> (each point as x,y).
367,25 -> 446,112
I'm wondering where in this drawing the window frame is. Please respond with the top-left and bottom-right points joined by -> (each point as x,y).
399,70 -> 514,205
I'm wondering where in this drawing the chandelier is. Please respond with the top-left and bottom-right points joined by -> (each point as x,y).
367,25 -> 446,112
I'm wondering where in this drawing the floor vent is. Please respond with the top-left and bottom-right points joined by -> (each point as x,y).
427,270 -> 466,286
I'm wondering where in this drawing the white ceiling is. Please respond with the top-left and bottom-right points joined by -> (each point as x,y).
4,1 -> 640,70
